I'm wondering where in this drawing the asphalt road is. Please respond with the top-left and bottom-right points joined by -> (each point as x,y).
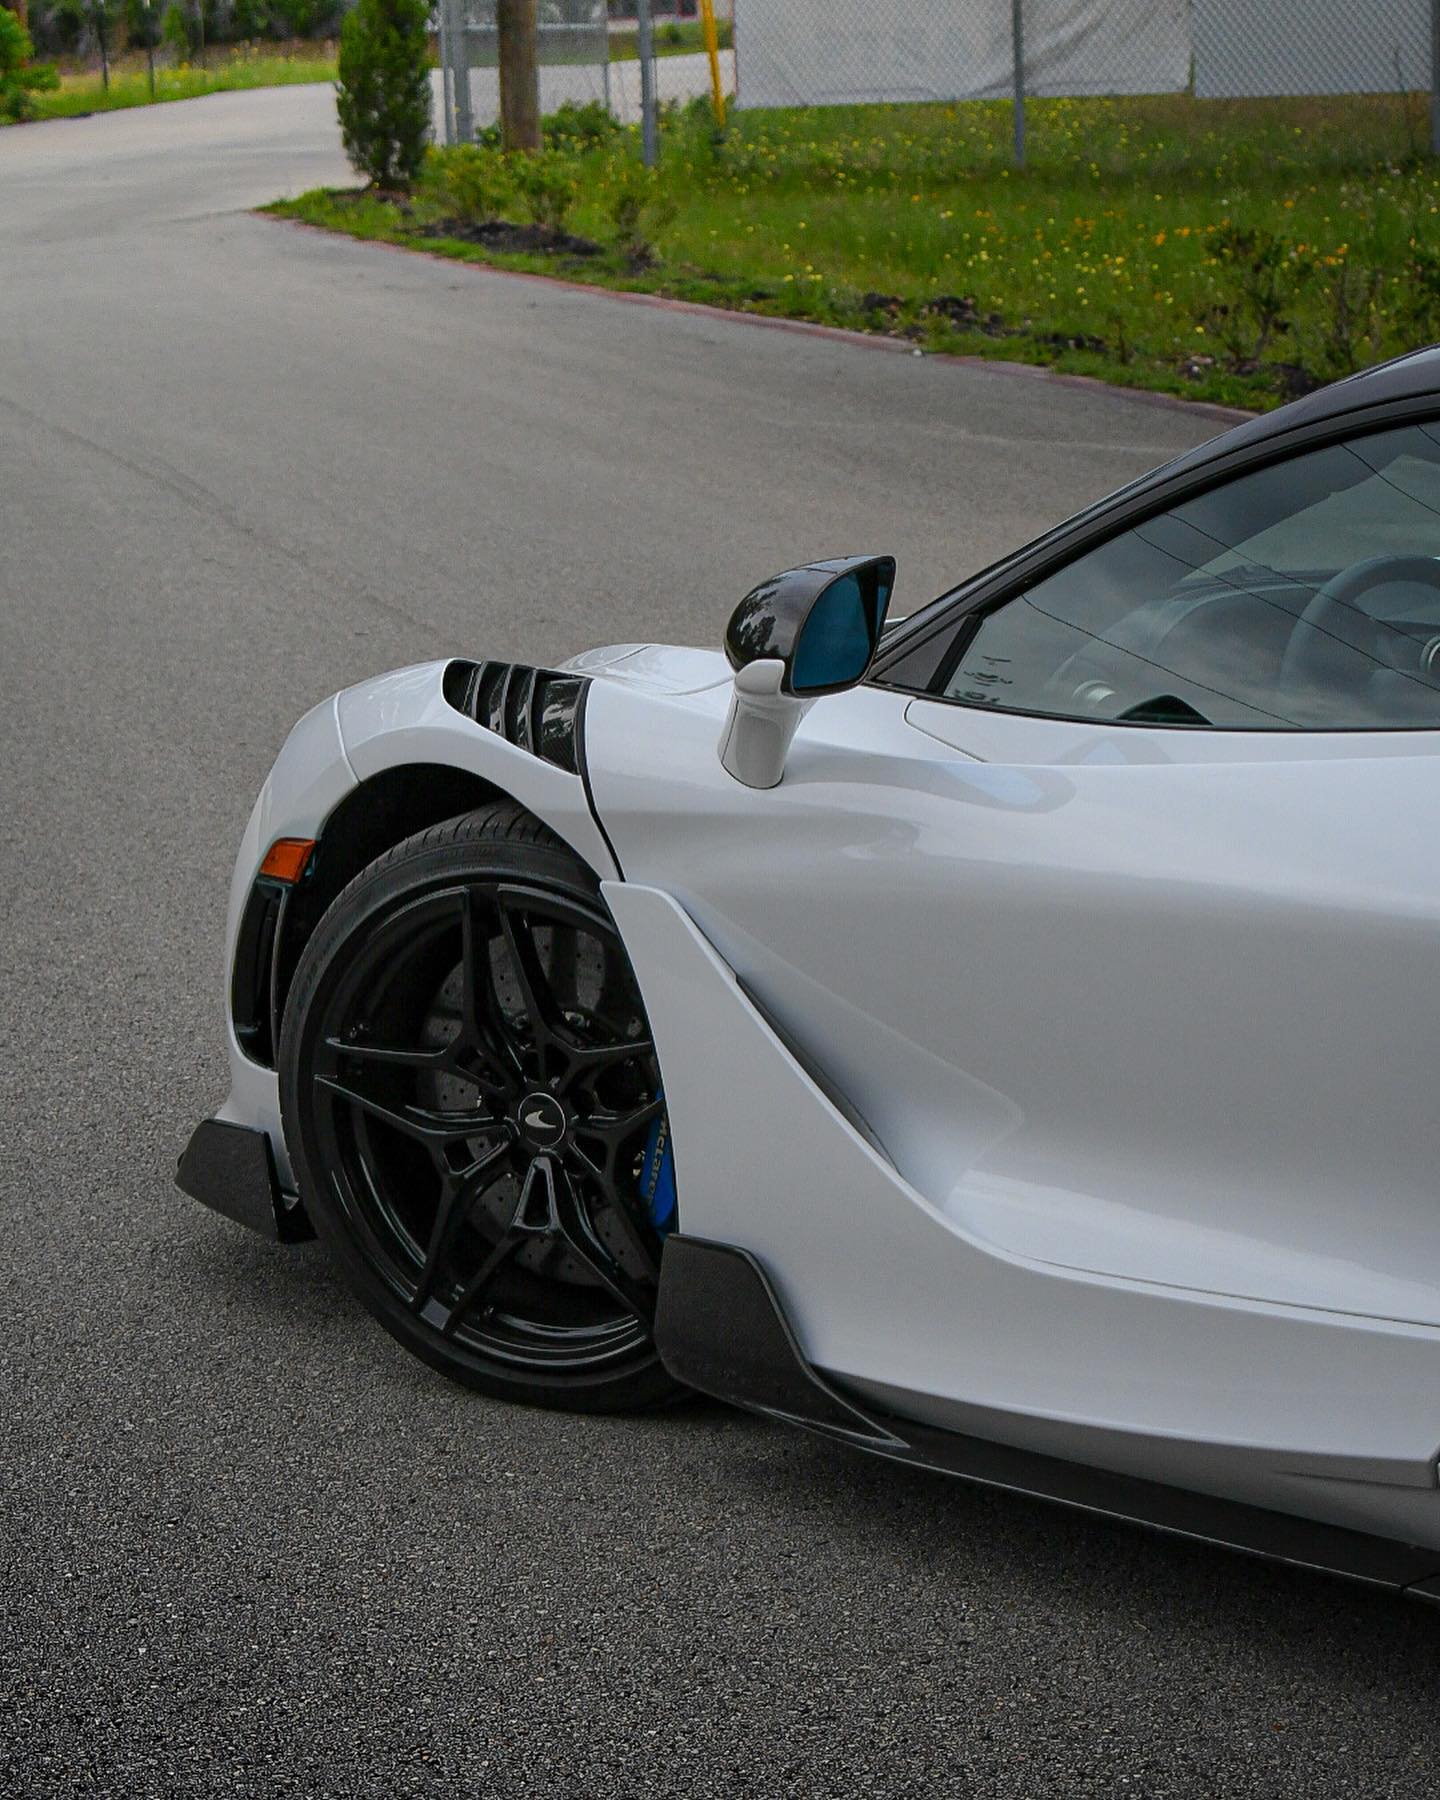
4,88 -> 1438,1800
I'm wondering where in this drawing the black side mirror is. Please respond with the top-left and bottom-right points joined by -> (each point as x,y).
719,555 -> 896,789
724,555 -> 897,696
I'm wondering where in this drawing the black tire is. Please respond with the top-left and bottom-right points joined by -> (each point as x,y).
278,801 -> 682,1413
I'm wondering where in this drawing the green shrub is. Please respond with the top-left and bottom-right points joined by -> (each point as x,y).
0,8 -> 58,122
1397,239 -> 1440,347
1199,226 -> 1312,369
122,0 -> 157,47
429,142 -> 515,223
542,98 -> 619,153
1306,260 -> 1384,379
230,0 -> 269,39
512,149 -> 579,232
160,0 -> 189,57
335,0 -> 431,190
607,160 -> 675,264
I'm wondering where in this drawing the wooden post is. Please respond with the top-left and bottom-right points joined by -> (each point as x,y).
497,0 -> 541,153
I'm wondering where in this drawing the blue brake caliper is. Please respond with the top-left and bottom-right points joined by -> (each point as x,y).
638,1092 -> 677,1235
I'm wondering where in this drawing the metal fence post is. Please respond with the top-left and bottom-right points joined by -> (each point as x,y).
142,0 -> 156,98
449,0 -> 474,144
637,0 -> 658,166
1011,0 -> 1026,166
437,0 -> 455,145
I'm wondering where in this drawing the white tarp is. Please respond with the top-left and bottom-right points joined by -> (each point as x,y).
1193,0 -> 1430,98
732,0 -> 1191,110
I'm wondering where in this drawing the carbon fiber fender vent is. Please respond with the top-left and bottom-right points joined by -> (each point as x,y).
442,659 -> 589,776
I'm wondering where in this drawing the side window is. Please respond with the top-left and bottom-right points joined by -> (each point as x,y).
941,421 -> 1440,730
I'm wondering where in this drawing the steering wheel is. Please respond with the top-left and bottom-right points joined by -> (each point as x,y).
1277,552 -> 1440,706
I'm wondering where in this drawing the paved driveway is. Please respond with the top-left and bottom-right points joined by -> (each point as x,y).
5,85 -> 1435,1800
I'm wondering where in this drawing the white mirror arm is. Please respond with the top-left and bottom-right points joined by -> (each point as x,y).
717,659 -> 813,790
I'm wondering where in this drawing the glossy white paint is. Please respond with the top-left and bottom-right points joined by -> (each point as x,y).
213,661 -> 616,1184
207,635 -> 1440,1545
717,660 -> 813,789
587,662 -> 1440,1319
336,661 -> 618,881
215,694 -> 354,1185
584,656 -> 1440,1544
605,879 -> 1440,1545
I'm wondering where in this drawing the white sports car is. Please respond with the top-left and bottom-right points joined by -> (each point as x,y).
182,348 -> 1440,1597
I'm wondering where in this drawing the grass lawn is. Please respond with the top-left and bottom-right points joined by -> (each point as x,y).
25,44 -> 337,121
609,19 -> 733,62
271,92 -> 1440,411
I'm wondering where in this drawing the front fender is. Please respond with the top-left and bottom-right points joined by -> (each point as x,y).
213,659 -> 621,1189
216,692 -> 357,1181
337,660 -> 618,881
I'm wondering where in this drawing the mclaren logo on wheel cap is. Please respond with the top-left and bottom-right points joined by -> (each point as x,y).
517,1092 -> 567,1150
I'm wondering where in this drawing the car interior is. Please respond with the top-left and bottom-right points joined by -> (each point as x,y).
941,419 -> 1440,729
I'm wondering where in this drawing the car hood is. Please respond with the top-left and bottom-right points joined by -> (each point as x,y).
560,643 -> 731,695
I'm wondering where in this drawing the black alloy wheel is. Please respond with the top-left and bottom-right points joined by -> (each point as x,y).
279,803 -> 682,1411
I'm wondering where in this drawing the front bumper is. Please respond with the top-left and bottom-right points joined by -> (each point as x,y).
176,1119 -> 313,1244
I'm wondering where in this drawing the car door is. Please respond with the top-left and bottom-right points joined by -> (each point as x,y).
600,415 -> 1440,1336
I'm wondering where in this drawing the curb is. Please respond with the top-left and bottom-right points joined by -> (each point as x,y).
269,213 -> 1256,427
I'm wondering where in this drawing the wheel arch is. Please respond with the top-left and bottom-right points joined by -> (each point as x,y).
272,760 -> 601,1061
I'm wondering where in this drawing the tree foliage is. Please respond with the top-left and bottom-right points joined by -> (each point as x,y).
0,6 -> 58,122
160,0 -> 189,57
334,0 -> 430,191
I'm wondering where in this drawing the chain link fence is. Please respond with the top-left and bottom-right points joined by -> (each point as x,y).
437,0 -> 609,144
436,1 -> 733,143
730,0 -> 1440,156
25,0 -> 347,70
1192,0 -> 1433,98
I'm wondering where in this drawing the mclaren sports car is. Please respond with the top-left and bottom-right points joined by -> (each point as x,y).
181,347 -> 1440,1597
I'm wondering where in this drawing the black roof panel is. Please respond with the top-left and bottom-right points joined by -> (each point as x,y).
1168,343 -> 1440,476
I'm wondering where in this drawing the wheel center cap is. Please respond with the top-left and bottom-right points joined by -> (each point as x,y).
516,1090 -> 567,1151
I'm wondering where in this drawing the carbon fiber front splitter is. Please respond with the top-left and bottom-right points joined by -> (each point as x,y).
653,1233 -> 1440,1602
176,1118 -> 313,1244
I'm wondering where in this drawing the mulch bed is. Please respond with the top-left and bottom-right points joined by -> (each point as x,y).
424,216 -> 603,257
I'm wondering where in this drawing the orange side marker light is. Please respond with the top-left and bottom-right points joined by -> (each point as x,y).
259,838 -> 316,884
